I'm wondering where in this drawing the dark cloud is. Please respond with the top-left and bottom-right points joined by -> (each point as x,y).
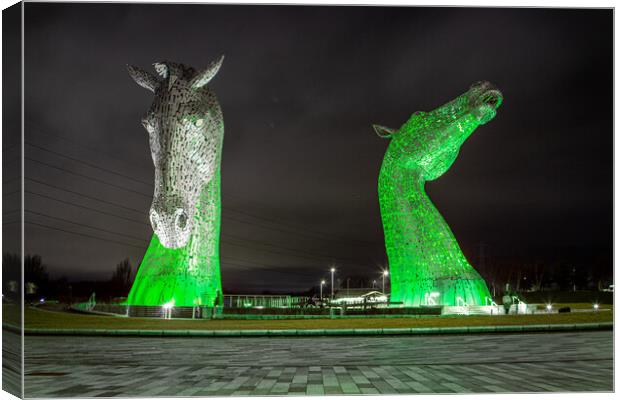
19,4 -> 612,291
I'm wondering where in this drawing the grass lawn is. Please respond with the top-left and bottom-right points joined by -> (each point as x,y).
2,302 -> 21,325
8,303 -> 612,331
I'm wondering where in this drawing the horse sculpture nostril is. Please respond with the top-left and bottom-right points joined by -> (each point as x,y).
149,210 -> 159,231
480,90 -> 503,109
176,209 -> 188,230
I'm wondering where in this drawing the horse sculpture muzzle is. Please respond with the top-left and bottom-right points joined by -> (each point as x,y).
149,195 -> 192,249
468,81 -> 503,125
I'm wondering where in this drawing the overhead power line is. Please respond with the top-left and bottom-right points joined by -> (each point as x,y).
26,157 -> 152,199
25,221 -> 147,250
26,210 -> 149,243
23,204 -> 363,274
22,218 -> 320,277
26,137 -> 376,247
26,188 -> 364,263
221,233 -> 365,265
26,190 -> 148,226
26,142 -> 153,187
220,261 -> 319,278
26,157 -> 376,248
24,124 -> 378,247
26,120 -> 151,172
25,204 -> 367,267
26,177 -> 147,215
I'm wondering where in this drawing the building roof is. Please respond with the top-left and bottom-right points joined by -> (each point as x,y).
334,288 -> 385,299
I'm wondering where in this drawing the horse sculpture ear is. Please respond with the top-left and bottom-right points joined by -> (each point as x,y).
190,55 -> 225,90
153,62 -> 169,79
373,124 -> 396,139
127,65 -> 159,93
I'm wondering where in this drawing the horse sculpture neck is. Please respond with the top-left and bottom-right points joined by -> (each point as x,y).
378,153 -> 489,307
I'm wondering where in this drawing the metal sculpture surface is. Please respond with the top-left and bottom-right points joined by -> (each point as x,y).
126,57 -> 225,307
374,81 -> 502,307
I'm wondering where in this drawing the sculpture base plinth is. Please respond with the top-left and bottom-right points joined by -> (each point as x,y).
390,275 -> 492,307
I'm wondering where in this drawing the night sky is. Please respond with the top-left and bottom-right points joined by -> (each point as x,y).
14,4 -> 613,292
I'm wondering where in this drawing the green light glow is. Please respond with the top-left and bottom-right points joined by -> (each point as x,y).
375,81 -> 502,307
127,169 -> 222,307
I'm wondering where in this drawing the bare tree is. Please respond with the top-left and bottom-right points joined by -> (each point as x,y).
24,254 -> 49,297
531,261 -> 545,292
110,258 -> 133,297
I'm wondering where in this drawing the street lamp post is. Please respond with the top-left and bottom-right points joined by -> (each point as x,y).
320,280 -> 325,300
382,270 -> 389,294
330,267 -> 335,299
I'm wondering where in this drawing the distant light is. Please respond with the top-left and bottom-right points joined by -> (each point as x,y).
593,303 -> 599,310
39,297 -> 45,303
383,270 -> 389,277
321,280 -> 326,285
162,301 -> 174,310
330,267 -> 335,273
546,304 -> 552,311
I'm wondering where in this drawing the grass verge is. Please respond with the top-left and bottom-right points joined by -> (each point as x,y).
10,304 -> 613,331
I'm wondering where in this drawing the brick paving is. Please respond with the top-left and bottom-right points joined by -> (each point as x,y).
22,331 -> 612,397
2,329 -> 22,397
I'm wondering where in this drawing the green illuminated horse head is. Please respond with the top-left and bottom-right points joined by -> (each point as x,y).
374,81 -> 502,181
374,81 -> 502,307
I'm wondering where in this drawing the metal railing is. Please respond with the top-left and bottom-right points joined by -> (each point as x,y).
223,294 -> 305,308
484,296 -> 498,307
456,297 -> 469,307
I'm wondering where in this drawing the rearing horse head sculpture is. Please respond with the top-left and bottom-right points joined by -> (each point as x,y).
127,56 -> 225,249
373,81 -> 503,307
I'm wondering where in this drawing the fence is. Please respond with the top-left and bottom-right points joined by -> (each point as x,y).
223,294 -> 308,308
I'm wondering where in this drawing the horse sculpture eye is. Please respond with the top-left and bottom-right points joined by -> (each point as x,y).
142,118 -> 155,133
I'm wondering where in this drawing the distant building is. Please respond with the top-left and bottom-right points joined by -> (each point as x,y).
331,288 -> 387,307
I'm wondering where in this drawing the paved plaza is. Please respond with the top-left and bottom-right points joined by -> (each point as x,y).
22,331 -> 612,397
